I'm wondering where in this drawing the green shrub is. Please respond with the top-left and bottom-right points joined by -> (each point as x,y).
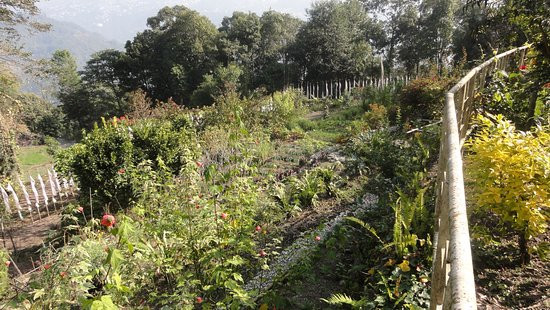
467,114 -> 549,264
0,116 -> 17,179
0,248 -> 9,297
276,166 -> 342,212
44,136 -> 61,157
56,116 -> 199,210
361,84 -> 400,109
191,63 -> 243,107
481,71 -> 549,130
362,103 -> 388,130
399,77 -> 449,121
269,89 -> 305,128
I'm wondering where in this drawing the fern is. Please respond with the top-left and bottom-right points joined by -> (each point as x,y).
393,196 -> 405,256
321,293 -> 366,308
345,217 -> 384,245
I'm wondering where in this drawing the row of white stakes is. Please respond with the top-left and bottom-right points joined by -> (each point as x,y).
0,169 -> 78,223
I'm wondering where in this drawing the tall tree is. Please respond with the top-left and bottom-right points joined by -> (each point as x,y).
125,5 -> 219,105
256,10 -> 303,91
50,50 -> 127,131
362,0 -> 420,74
292,0 -> 376,81
218,11 -> 262,91
0,0 -> 48,61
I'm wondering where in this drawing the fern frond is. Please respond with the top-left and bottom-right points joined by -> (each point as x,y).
321,293 -> 366,308
345,217 -> 384,245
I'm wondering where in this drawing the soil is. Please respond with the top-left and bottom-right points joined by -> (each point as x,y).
474,229 -> 550,309
5,213 -> 62,276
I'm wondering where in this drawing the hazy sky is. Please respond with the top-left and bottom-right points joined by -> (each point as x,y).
38,0 -> 317,42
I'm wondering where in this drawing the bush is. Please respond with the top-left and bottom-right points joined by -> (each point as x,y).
191,63 -> 243,107
269,89 -> 305,128
399,77 -> 449,121
467,114 -> 549,264
56,116 -> 199,210
44,136 -> 61,157
361,84 -> 400,108
0,116 -> 17,178
362,103 -> 388,130
0,248 -> 9,297
481,71 -> 549,130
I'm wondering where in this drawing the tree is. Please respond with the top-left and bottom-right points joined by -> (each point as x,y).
256,10 -> 303,91
420,0 -> 459,73
363,0 -> 460,75
361,0 -> 420,74
0,0 -> 48,60
292,0 -> 376,81
124,5 -> 219,105
217,12 -> 261,92
191,64 -> 243,106
51,50 -> 127,131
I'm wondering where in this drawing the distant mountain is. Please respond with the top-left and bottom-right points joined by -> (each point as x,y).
16,16 -> 121,96
38,0 -> 313,43
20,16 -> 122,67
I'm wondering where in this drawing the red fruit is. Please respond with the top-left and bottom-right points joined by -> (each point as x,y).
519,65 -> 527,70
78,206 -> 84,213
101,214 -> 116,228
255,225 -> 262,232
118,168 -> 125,175
196,296 -> 203,304
44,264 -> 51,270
220,213 -> 228,220
5,261 -> 10,267
259,250 -> 267,257
60,271 -> 67,278
315,235 -> 321,241
195,204 -> 200,209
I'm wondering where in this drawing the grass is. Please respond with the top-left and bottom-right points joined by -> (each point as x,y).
16,145 -> 53,180
296,104 -> 366,144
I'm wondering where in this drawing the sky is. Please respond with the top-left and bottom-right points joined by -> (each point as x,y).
37,0 -> 317,43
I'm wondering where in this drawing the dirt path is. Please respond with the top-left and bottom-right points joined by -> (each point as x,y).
304,111 -> 325,121
5,213 -> 62,275
245,193 -> 378,293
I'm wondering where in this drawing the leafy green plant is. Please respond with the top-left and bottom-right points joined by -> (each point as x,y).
362,103 -> 389,130
0,248 -> 8,297
399,77 -> 450,121
0,115 -> 18,178
467,114 -> 549,264
56,116 -> 199,210
44,136 -> 61,157
481,70 -> 549,130
289,170 -> 323,208
321,293 -> 367,309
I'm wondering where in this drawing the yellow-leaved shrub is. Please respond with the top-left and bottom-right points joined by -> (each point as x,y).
467,114 -> 549,263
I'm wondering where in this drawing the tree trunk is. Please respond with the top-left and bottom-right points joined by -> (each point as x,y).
519,230 -> 530,265
526,86 -> 540,129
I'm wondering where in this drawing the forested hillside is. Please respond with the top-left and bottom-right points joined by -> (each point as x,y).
0,0 -> 548,309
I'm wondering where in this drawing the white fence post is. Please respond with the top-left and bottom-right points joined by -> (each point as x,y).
1,186 -> 11,214
30,176 -> 42,218
38,174 -> 50,216
6,184 -> 23,220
